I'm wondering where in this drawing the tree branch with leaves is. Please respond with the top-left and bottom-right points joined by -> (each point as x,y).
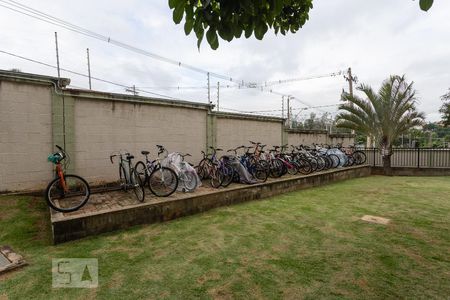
440,89 -> 450,127
168,0 -> 434,49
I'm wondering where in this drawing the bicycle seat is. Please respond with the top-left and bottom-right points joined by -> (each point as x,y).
126,155 -> 135,160
216,148 -> 223,151
141,151 -> 150,155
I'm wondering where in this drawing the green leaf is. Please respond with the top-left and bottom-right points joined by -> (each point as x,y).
184,19 -> 194,34
173,1 -> 185,24
218,25 -> 234,42
206,27 -> 219,50
419,0 -> 433,11
233,25 -> 243,38
254,21 -> 268,40
273,0 -> 283,15
244,26 -> 253,39
168,0 -> 178,9
197,32 -> 204,49
240,0 -> 255,15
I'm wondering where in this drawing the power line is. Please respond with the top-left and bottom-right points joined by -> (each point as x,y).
220,103 -> 339,115
0,49 -> 176,99
0,0 -> 241,83
134,86 -> 208,90
247,71 -> 344,88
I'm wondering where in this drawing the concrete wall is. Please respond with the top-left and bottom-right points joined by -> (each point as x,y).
0,70 -> 355,192
73,97 -> 207,184
0,80 -> 53,191
329,134 -> 354,147
287,130 -> 328,146
216,113 -> 283,152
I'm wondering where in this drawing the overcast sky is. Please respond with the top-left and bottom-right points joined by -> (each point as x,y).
0,0 -> 449,122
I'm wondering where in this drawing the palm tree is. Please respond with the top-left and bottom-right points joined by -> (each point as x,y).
336,75 -> 425,174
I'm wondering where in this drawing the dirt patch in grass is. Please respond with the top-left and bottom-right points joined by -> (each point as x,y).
208,281 -> 234,300
106,272 -> 125,289
0,293 -> 9,300
197,270 -> 222,285
0,198 -> 19,222
92,246 -> 144,259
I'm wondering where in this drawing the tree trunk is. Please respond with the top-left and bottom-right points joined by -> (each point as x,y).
382,155 -> 392,176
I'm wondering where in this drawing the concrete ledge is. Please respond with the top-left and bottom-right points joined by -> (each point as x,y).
213,111 -> 284,123
371,167 -> 450,176
51,166 -> 371,244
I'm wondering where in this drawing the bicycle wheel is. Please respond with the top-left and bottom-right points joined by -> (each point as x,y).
269,159 -> 284,178
323,156 -> 332,170
45,174 -> 90,213
119,164 -> 127,191
253,162 -> 268,182
182,171 -> 198,192
297,158 -> 313,175
329,154 -> 340,168
130,169 -> 145,202
315,157 -> 326,171
210,166 -> 223,188
220,164 -> 234,187
195,159 -> 208,180
308,157 -> 318,172
148,167 -> 179,197
135,161 -> 148,185
353,151 -> 367,165
287,163 -> 298,175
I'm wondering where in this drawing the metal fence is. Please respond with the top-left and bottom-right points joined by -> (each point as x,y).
361,148 -> 450,168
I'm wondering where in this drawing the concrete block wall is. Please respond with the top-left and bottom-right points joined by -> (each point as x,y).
287,130 -> 329,146
0,70 -> 355,192
329,135 -> 354,147
0,80 -> 53,191
215,113 -> 283,152
73,97 -> 207,184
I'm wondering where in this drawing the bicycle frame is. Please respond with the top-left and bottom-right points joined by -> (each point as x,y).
54,162 -> 68,192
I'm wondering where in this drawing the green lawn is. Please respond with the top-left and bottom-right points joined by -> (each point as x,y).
1,176 -> 449,299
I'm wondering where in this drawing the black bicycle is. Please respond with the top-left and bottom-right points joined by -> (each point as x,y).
135,145 -> 179,197
110,151 -> 145,202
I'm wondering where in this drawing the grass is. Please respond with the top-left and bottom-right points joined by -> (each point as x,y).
0,176 -> 449,299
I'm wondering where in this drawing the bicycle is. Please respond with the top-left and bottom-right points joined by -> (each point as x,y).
135,145 -> 179,197
45,145 -> 90,212
171,152 -> 199,192
110,151 -> 145,202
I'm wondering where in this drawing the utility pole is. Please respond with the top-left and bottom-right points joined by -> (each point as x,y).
54,32 -> 61,79
344,67 -> 357,97
86,48 -> 92,90
216,81 -> 220,111
281,96 -> 285,119
125,85 -> 138,96
54,32 -> 66,154
287,96 -> 291,128
344,67 -> 358,138
207,72 -> 211,104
